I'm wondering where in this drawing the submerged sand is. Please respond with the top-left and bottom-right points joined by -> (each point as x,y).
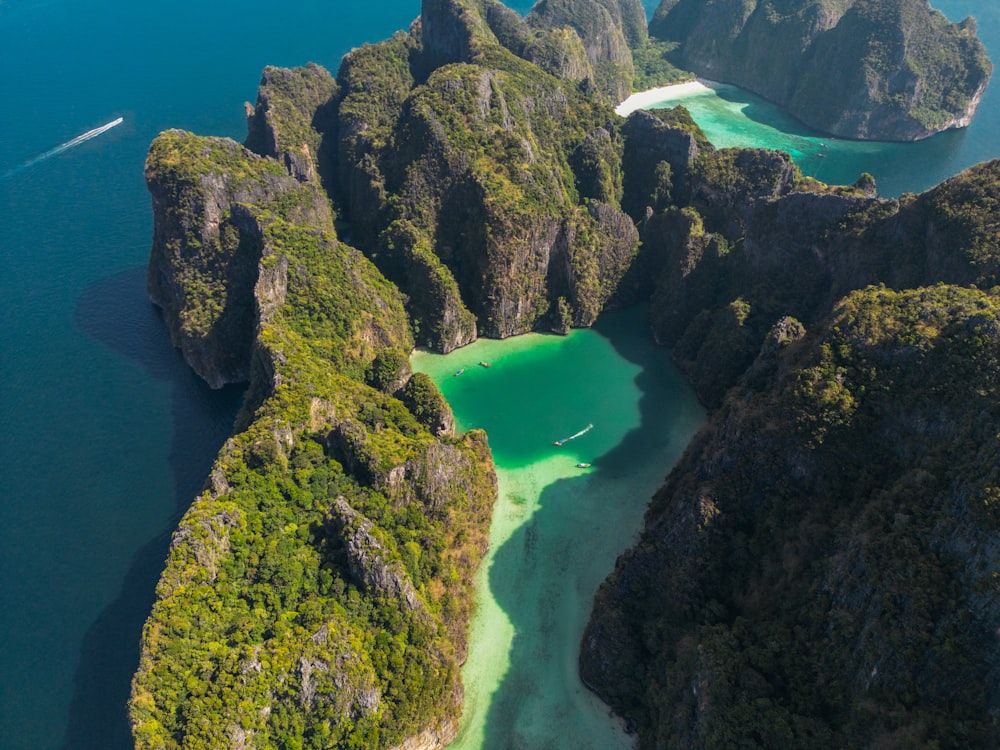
412,311 -> 705,749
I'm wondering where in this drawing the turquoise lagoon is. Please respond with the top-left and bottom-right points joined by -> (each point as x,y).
413,309 -> 704,749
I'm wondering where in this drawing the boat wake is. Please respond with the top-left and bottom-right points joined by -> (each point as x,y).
1,116 -> 124,179
554,423 -> 593,446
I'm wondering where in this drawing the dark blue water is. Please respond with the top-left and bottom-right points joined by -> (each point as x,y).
0,0 -> 997,749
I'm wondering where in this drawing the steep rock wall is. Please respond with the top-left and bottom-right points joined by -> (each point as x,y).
650,0 -> 992,141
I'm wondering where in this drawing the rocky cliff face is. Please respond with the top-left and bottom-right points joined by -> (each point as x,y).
332,0 -> 642,345
244,63 -> 339,187
645,157 -> 1000,405
137,1 -> 1000,748
650,0 -> 992,141
135,122 -> 496,750
526,0 -> 644,102
582,283 -> 1000,747
145,131 -> 332,388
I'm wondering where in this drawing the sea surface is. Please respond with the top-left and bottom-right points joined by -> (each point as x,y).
0,0 -> 997,749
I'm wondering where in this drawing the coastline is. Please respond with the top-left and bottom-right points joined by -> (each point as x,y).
615,78 -> 720,116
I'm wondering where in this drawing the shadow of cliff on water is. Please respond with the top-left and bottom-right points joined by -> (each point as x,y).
65,265 -> 243,750
709,84 -> 822,140
476,306 -> 704,748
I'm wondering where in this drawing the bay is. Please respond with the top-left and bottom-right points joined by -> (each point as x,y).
635,0 -> 1000,198
412,308 -> 705,749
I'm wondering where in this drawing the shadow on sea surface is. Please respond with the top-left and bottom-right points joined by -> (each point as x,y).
65,266 -> 243,749
709,84 -> 825,140
477,307 -> 703,748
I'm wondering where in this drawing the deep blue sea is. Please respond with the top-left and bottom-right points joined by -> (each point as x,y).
0,1 -> 996,749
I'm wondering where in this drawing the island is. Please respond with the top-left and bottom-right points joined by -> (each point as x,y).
648,0 -> 992,141
132,0 -> 1000,746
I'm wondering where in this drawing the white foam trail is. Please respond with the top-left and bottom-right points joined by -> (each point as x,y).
554,423 -> 593,445
1,116 -> 123,179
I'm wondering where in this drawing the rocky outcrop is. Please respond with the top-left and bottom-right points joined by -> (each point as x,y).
620,107 -> 708,220
581,150 -> 1000,745
145,131 -> 331,388
644,158 -> 1000,405
320,0 -> 658,350
244,63 -> 339,186
135,116 -> 496,750
650,0 -> 992,141
527,0 -> 640,102
342,11 -> 631,341
400,372 -> 456,436
583,284 -> 1000,747
547,200 -> 640,326
330,497 -> 427,613
387,720 -> 459,750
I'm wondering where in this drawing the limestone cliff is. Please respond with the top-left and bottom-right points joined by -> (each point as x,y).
646,157 -> 1000,405
526,0 -> 646,102
135,127 -> 496,750
583,284 -> 1000,747
650,0 -> 992,141
244,63 -> 339,188
581,142 -> 1000,744
145,131 -> 332,388
136,1 -> 1000,748
333,0 -> 641,345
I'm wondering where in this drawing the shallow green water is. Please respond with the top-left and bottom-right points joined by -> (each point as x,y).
412,308 -> 705,748
640,0 -> 1000,198
643,83 -> 963,197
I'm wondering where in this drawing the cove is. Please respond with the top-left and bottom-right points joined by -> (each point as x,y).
631,82 -> 973,198
625,0 -> 1000,199
412,307 -> 705,748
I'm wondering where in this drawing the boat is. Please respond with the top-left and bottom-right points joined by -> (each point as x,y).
454,368 -> 465,376
575,463 -> 591,468
479,361 -> 491,368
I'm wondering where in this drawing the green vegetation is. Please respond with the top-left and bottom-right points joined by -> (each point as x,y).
849,1 -> 991,131
135,130 -> 496,749
400,372 -> 455,435
646,105 -> 712,151
145,131 -> 309,387
139,0 -> 1000,747
335,0 -> 640,341
586,284 -> 1000,747
526,0 -> 639,102
244,63 -> 339,182
630,38 -> 691,91
916,159 -> 1000,279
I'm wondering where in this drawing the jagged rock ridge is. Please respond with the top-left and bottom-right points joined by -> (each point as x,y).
137,0 -> 1000,746
581,146 -> 1000,745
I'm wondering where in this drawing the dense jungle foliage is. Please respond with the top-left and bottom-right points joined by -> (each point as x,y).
134,128 -> 496,749
585,284 -> 1000,747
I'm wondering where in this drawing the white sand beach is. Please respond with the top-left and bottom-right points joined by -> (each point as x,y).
615,78 -> 720,116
